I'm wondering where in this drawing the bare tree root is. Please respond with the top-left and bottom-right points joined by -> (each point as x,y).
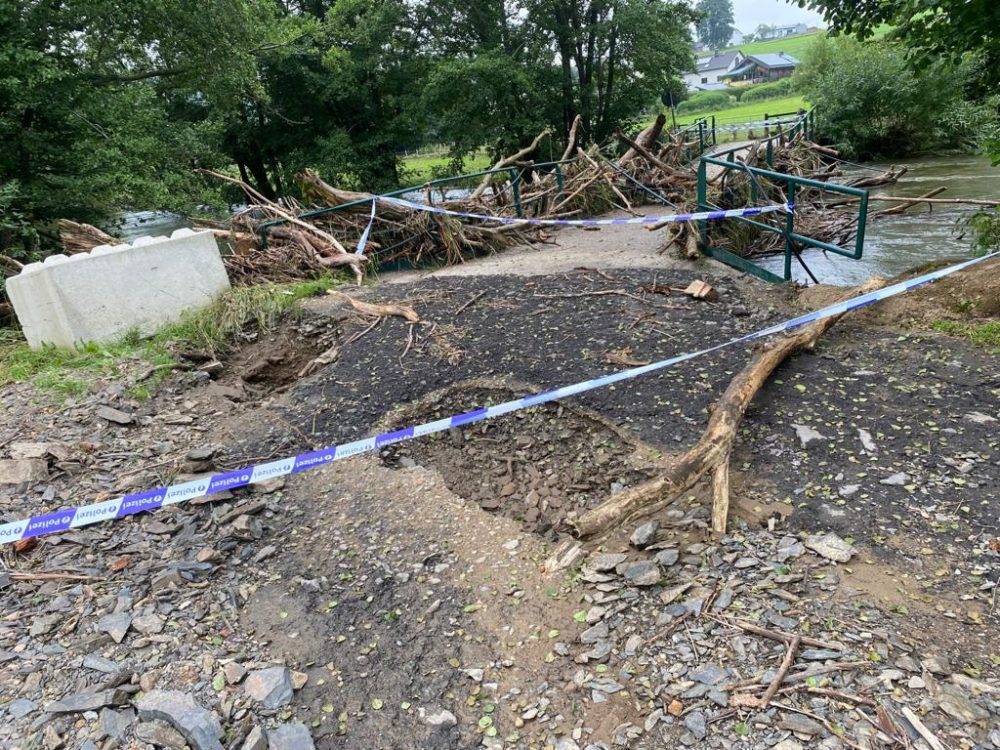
571,278 -> 886,540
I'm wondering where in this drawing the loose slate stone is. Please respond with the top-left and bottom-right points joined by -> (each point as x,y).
132,613 -> 164,635
622,561 -> 661,586
135,720 -> 189,750
96,406 -> 134,425
683,710 -> 707,739
136,691 -> 224,750
242,726 -> 267,750
0,458 -> 49,485
267,723 -> 315,750
588,553 -> 627,573
800,648 -> 843,661
880,472 -> 909,486
7,698 -> 36,719
100,707 -> 135,740
937,685 -> 990,723
805,532 -> 854,563
46,689 -> 126,714
83,654 -> 121,674
420,707 -> 457,727
654,549 -> 679,567
779,713 -> 824,736
630,521 -> 659,549
97,612 -> 132,644
580,622 -> 610,645
245,667 -> 294,709
690,664 -> 726,685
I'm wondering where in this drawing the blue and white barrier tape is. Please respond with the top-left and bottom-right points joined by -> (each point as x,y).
1,252 -> 994,546
379,196 -> 792,227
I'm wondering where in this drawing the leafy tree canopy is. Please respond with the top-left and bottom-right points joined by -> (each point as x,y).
696,0 -> 735,51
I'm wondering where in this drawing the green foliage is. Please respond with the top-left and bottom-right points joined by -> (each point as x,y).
798,0 -> 1000,161
931,320 -> 1000,349
696,0 -> 735,50
966,209 -> 1000,255
677,91 -> 736,115
739,78 -> 795,103
793,37 -> 964,159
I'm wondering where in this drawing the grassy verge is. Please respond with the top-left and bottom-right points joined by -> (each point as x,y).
0,275 -> 340,399
930,320 -> 1000,350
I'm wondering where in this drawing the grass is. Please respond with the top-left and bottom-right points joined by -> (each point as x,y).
401,150 -> 492,184
931,320 -> 1000,350
720,30 -> 824,59
0,274 -> 341,398
675,94 -> 809,127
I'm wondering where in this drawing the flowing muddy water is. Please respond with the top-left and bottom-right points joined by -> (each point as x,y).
757,154 -> 999,285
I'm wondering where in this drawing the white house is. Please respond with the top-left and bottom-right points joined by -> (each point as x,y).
757,23 -> 808,40
683,50 -> 744,91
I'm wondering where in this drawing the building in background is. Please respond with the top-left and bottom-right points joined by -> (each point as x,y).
756,23 -> 808,40
721,52 -> 799,85
683,50 -> 745,91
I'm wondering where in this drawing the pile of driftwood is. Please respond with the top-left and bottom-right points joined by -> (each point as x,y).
705,135 -> 911,259
176,115 -> 705,283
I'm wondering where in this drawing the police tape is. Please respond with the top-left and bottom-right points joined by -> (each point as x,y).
1,251 -> 994,545
378,196 -> 793,227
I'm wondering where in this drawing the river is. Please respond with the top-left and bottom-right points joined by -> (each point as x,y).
756,154 -> 999,285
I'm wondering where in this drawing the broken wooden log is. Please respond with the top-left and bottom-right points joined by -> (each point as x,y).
469,129 -> 551,202
617,114 -> 667,167
571,277 -> 887,539
58,220 -> 122,254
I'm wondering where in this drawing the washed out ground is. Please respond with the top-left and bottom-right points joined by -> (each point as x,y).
0,225 -> 998,750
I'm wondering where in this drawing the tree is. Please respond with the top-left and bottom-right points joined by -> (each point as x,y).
795,0 -> 1000,159
0,0 -> 267,240
795,0 -> 1000,88
794,36 -> 966,159
696,0 -> 735,50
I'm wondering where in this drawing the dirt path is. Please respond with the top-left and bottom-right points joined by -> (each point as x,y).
1,242 -> 998,749
384,210 -> 732,283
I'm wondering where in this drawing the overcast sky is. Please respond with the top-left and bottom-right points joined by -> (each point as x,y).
730,0 -> 825,32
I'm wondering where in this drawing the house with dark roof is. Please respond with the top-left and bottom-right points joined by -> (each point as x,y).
721,53 -> 799,84
683,50 -> 745,91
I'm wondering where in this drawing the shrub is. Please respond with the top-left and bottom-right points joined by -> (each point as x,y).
792,36 -> 964,159
676,90 -> 736,115
739,78 -> 794,102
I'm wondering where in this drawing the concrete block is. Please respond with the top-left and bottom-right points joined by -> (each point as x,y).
7,230 -> 230,349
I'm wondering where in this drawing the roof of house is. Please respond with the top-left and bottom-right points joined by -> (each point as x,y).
698,50 -> 742,72
747,53 -> 799,69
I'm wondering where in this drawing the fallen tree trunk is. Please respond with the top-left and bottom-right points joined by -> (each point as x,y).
617,114 -> 666,167
572,277 -> 886,539
296,168 -> 413,220
59,220 -> 123,254
871,187 -> 948,217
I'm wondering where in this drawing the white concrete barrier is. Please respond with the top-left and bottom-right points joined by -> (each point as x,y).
7,229 -> 231,349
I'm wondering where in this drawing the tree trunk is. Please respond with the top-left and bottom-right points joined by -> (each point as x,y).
572,278 -> 887,540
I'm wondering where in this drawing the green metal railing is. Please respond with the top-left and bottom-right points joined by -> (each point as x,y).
696,136 -> 869,283
257,158 -> 580,247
